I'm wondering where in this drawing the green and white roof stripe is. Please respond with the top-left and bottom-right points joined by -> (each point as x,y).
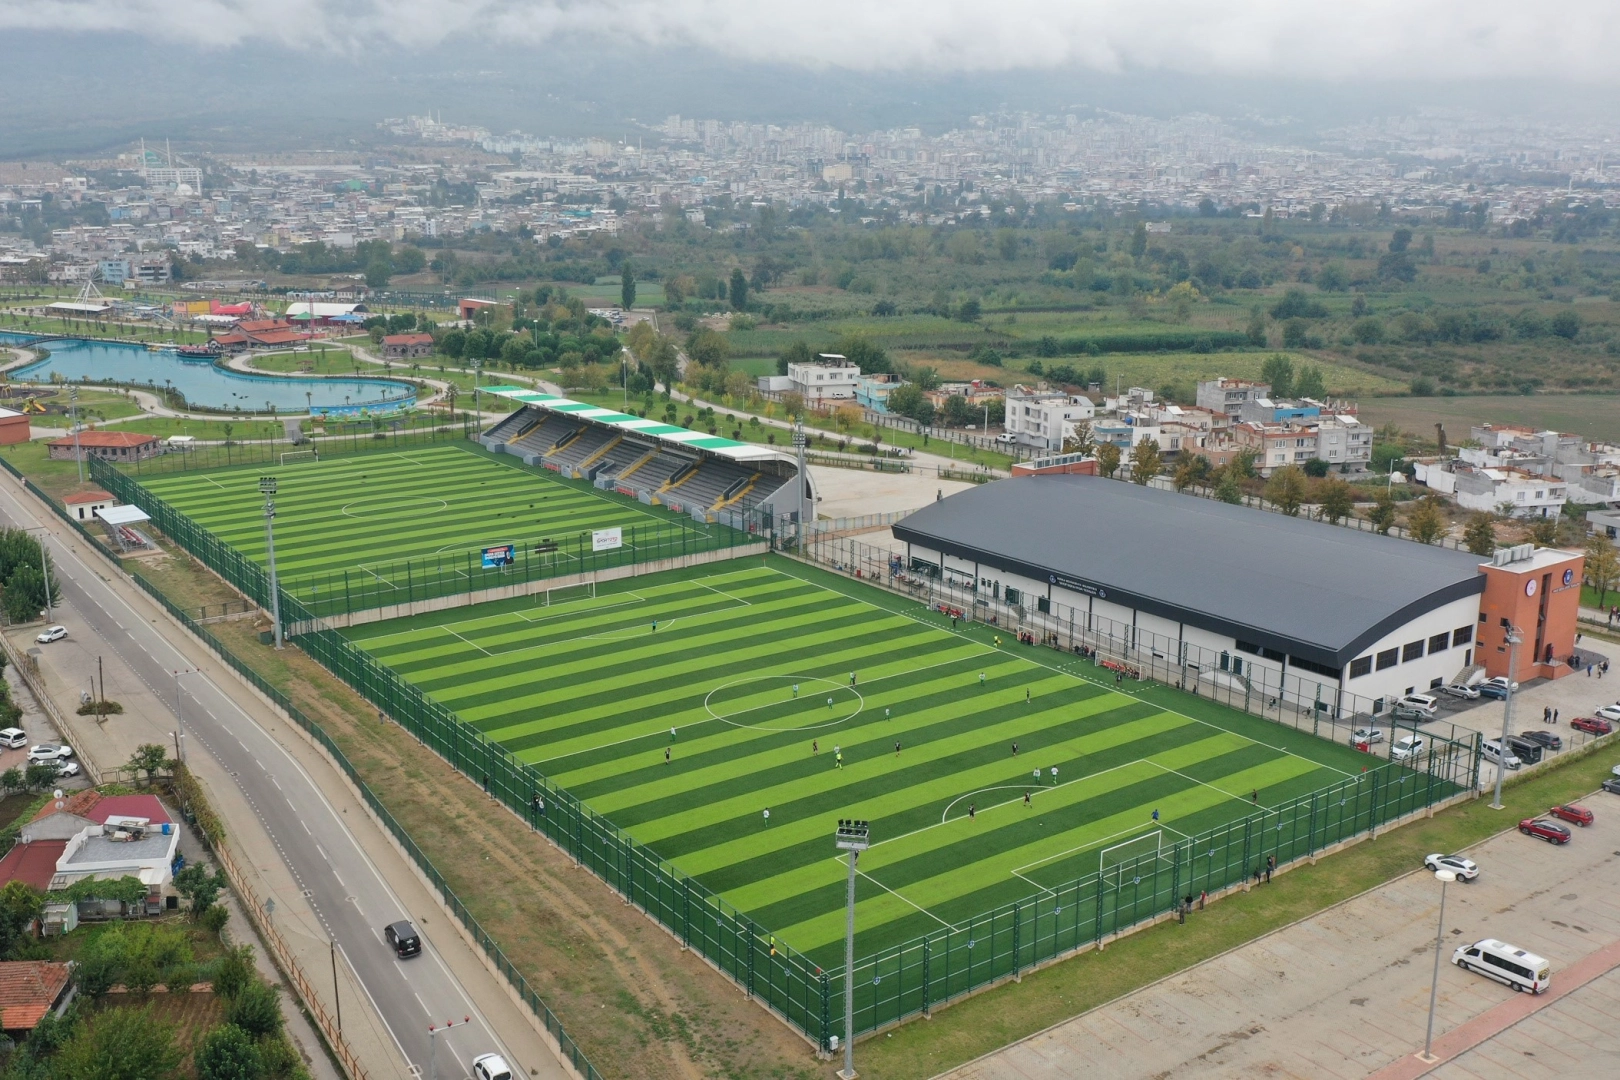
483,386 -> 792,463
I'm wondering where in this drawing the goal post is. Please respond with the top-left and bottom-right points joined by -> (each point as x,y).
543,579 -> 596,607
279,449 -> 319,466
1099,830 -> 1163,887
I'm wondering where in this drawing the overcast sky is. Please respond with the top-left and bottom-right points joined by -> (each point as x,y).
3,1 -> 1615,83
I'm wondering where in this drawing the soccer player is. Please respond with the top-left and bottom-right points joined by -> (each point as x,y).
664,747 -> 671,765
850,671 -> 857,687
979,672 -> 986,686
1050,766 -> 1058,785
670,726 -> 677,742
894,741 -> 901,756
968,803 -> 976,820
793,684 -> 799,698
884,707 -> 890,719
1025,688 -> 1031,704
1012,741 -> 1018,756
652,620 -> 657,632
763,807 -> 770,825
812,740 -> 818,755
1024,791 -> 1031,808
827,696 -> 834,709
1151,808 -> 1159,822
835,751 -> 843,770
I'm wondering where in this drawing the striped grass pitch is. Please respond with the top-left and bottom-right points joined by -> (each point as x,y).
348,556 -> 1375,965
135,444 -> 711,593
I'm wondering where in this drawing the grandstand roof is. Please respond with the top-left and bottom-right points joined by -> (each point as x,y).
482,386 -> 793,463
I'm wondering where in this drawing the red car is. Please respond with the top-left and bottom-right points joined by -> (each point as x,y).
1570,716 -> 1614,736
1518,818 -> 1572,844
1547,804 -> 1594,827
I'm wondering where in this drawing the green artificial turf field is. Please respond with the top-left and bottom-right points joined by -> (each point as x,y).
348,557 -> 1381,965
134,444 -> 721,610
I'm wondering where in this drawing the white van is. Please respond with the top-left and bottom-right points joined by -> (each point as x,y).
1452,938 -> 1550,994
1482,739 -> 1522,771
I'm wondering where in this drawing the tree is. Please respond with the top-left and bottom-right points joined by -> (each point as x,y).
1586,536 -> 1620,606
225,979 -> 284,1038
1529,516 -> 1559,546
1214,470 -> 1244,504
728,268 -> 748,309
1228,449 -> 1258,480
1060,420 -> 1095,457
1315,261 -> 1349,291
1259,354 -> 1295,398
1302,457 -> 1330,478
943,394 -> 975,427
0,880 -> 43,956
1095,443 -> 1121,478
23,762 -> 57,790
1294,365 -> 1327,399
685,329 -> 730,369
1129,439 -> 1161,485
1368,490 -> 1399,534
127,743 -> 169,786
1463,513 -> 1498,556
52,1005 -> 183,1080
887,384 -> 933,426
833,333 -> 891,375
776,340 -> 812,377
1319,478 -> 1354,524
620,263 -> 636,310
1172,453 -> 1210,491
212,946 -> 257,1001
394,246 -> 426,275
956,297 -> 981,323
364,259 -> 392,289
196,1024 -> 262,1080
1265,465 -> 1308,516
174,864 -> 228,918
1406,496 -> 1446,544
1129,221 -> 1148,257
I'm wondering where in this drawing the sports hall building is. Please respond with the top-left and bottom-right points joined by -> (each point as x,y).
893,475 -> 1584,717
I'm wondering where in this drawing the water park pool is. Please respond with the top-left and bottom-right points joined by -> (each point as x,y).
0,333 -> 415,415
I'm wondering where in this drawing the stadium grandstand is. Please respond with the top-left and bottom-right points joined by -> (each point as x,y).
479,387 -> 812,528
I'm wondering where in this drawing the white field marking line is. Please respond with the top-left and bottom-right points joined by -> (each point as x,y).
391,453 -> 431,468
1011,820 -> 1168,879
771,561 -> 1360,780
848,865 -> 959,932
351,563 -> 403,590
200,475 -> 228,491
509,592 -> 645,625
443,626 -> 492,658
1148,761 -> 1280,810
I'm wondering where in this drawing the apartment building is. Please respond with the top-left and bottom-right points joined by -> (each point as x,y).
1195,378 -> 1271,416
1005,384 -> 1097,451
787,354 -> 861,403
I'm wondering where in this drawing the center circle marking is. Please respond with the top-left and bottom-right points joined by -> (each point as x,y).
704,674 -> 863,732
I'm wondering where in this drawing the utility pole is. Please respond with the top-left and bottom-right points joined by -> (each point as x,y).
835,819 -> 870,1079
794,417 -> 808,556
169,667 -> 197,763
259,477 -> 284,648
1491,625 -> 1523,810
330,939 -> 342,1033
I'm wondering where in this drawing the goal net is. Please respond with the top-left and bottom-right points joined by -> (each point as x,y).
279,449 -> 319,466
1099,830 -> 1164,890
544,580 -> 596,607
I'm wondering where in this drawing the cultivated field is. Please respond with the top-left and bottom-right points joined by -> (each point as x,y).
348,559 -> 1381,964
136,444 -> 722,610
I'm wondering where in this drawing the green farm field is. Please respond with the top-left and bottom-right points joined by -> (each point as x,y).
347,558 -> 1388,965
134,444 -> 726,611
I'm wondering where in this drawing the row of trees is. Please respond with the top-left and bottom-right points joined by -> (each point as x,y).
0,528 -> 57,625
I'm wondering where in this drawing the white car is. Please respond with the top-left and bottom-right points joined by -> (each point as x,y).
1351,727 -> 1385,745
53,761 -> 80,778
27,744 -> 72,763
1483,739 -> 1522,771
471,1054 -> 514,1080
1440,682 -> 1480,700
1424,853 -> 1479,881
1391,734 -> 1427,761
0,728 -> 27,750
1611,764 -> 1620,778
34,625 -> 66,644
1392,694 -> 1439,721
1596,704 -> 1620,723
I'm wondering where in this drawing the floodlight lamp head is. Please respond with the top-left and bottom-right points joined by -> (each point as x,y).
259,476 -> 278,495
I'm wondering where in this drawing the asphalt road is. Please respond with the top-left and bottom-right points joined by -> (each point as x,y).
0,479 -> 533,1080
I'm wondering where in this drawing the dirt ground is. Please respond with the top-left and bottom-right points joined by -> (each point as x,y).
207,615 -> 822,1080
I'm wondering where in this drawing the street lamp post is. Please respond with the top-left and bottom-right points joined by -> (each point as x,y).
169,666 -> 197,763
259,476 -> 284,649
1420,868 -> 1457,1062
68,385 -> 83,485
834,819 -> 870,1079
793,418 -> 808,556
1491,625 -> 1523,810
471,358 -> 483,426
427,1016 -> 471,1080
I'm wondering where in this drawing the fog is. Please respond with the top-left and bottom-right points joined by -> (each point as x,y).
3,0 -> 1616,82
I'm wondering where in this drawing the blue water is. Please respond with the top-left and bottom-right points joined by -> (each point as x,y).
0,332 -> 414,414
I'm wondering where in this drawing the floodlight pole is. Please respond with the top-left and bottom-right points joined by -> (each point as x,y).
1420,868 -> 1456,1062
1490,626 -> 1522,809
471,358 -> 482,427
794,418 -> 808,556
835,820 -> 870,1079
260,476 -> 283,649
69,385 -> 83,485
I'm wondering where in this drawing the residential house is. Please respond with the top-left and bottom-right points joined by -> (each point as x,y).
381,332 -> 434,359
20,791 -> 173,844
46,431 -> 160,462
1453,465 -> 1567,518
855,372 -> 903,413
0,962 -> 74,1035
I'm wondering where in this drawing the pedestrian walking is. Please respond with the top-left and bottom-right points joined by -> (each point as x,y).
1588,664 -> 1594,677
894,741 -> 901,756
1266,854 -> 1276,883
1554,709 -> 1560,724
951,615 -> 958,629
1544,706 -> 1551,724
763,807 -> 770,825
1152,808 -> 1159,822
1024,790 -> 1031,808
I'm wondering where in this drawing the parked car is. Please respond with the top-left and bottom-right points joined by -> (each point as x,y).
27,744 -> 72,763
1591,703 -> 1620,723
1516,731 -> 1563,751
384,920 -> 421,958
53,761 -> 80,778
0,728 -> 27,750
1423,853 -> 1479,880
994,433 -> 1017,445
1603,777 -> 1620,795
1480,676 -> 1519,694
1505,736 -> 1543,765
34,625 -> 66,644
1518,818 -> 1571,844
472,1054 -> 514,1080
1392,694 -> 1439,721
1440,681 -> 1480,700
1483,739 -> 1522,770
1350,727 -> 1385,746
1547,804 -> 1593,827
1572,715 -> 1615,736
1391,734 -> 1427,761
